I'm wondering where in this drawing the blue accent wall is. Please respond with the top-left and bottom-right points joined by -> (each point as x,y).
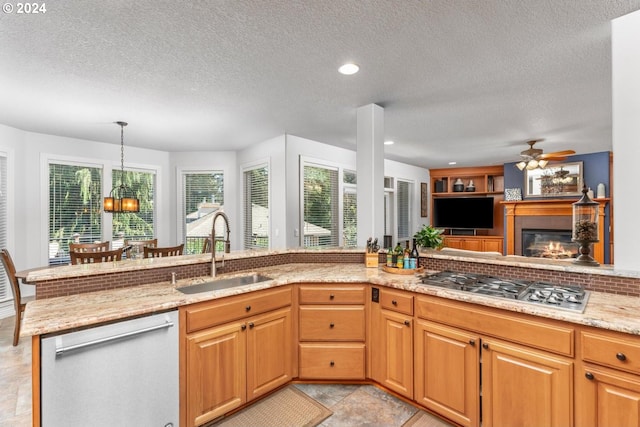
503,151 -> 611,263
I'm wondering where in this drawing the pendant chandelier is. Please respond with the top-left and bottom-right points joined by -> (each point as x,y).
103,121 -> 140,213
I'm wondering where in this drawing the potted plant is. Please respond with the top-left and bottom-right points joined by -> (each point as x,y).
414,224 -> 445,250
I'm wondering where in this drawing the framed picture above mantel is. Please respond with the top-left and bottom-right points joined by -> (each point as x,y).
524,161 -> 583,198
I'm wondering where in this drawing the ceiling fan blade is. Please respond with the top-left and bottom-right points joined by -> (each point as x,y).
538,150 -> 576,159
541,156 -> 568,162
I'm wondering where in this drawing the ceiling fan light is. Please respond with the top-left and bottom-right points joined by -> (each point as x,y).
526,159 -> 539,170
516,161 -> 526,171
538,159 -> 549,168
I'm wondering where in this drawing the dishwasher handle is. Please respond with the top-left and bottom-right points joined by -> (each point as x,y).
55,320 -> 174,357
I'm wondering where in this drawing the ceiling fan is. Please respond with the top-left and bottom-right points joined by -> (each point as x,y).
515,139 -> 576,171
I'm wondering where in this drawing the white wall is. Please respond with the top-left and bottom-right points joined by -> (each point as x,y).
612,10 -> 640,272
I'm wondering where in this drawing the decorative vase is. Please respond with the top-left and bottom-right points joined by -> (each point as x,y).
453,178 -> 464,192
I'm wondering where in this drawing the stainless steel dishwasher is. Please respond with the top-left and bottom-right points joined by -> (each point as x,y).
40,310 -> 178,427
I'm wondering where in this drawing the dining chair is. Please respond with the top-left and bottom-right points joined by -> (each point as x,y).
201,237 -> 211,254
143,244 -> 184,258
69,241 -> 110,253
125,238 -> 158,259
70,248 -> 123,264
0,249 -> 35,346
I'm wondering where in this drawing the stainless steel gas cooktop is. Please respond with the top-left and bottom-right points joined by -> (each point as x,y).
420,271 -> 590,312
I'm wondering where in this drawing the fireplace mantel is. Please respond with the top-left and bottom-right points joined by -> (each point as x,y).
501,198 -> 609,263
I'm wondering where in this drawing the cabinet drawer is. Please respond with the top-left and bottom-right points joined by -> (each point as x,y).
582,330 -> 640,374
184,286 -> 292,333
299,343 -> 365,379
416,295 -> 574,356
299,285 -> 366,305
299,306 -> 365,341
380,288 -> 413,315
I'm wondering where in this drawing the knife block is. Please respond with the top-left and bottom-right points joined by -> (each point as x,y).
365,253 -> 379,268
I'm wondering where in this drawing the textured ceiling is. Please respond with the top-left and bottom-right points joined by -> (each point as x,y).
1,0 -> 639,168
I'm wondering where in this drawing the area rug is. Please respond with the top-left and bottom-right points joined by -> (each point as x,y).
209,385 -> 332,427
402,410 -> 454,427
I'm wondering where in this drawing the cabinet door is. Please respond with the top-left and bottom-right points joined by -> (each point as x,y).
414,320 -> 480,427
378,309 -> 414,399
482,339 -> 573,427
246,308 -> 293,402
444,237 -> 463,249
482,239 -> 503,253
577,365 -> 640,427
185,322 -> 246,427
461,239 -> 483,251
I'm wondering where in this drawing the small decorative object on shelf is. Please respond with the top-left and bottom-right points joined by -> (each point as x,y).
572,185 -> 600,266
465,179 -> 476,192
453,178 -> 464,192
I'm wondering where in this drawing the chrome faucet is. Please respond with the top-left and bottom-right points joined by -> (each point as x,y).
211,211 -> 231,277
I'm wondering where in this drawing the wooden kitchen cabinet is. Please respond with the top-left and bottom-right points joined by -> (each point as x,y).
414,319 -> 480,427
180,287 -> 293,427
371,288 -> 414,399
481,338 -> 573,427
443,236 -> 503,253
298,284 -> 367,380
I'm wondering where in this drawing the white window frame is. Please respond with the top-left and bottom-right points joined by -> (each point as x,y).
110,164 -> 158,242
241,158 -> 271,250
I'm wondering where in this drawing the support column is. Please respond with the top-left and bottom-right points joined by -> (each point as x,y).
356,104 -> 385,247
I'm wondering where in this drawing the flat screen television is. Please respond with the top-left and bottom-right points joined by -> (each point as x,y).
432,197 -> 494,230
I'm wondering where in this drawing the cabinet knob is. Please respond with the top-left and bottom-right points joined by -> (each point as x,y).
392,300 -> 398,305
241,324 -> 247,331
329,322 -> 335,328
469,339 -> 475,346
585,372 -> 595,380
482,342 -> 489,350
404,320 -> 411,327
248,322 -> 255,329
245,305 -> 251,312
616,352 -> 627,361
329,294 -> 335,300
330,360 -> 335,367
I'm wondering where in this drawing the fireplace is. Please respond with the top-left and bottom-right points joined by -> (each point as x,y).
522,229 -> 578,259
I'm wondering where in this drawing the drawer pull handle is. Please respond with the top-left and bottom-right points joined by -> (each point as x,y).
248,322 -> 255,329
616,352 -> 627,361
404,320 -> 411,326
329,294 -> 335,300
241,324 -> 247,331
482,343 -> 489,350
329,323 -> 335,328
585,372 -> 595,380
245,305 -> 251,312
330,360 -> 335,367
392,300 -> 398,305
469,339 -> 475,346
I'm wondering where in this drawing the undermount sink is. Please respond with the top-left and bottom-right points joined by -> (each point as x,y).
176,274 -> 273,294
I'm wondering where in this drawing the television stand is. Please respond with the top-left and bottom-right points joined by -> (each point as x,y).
450,229 -> 476,236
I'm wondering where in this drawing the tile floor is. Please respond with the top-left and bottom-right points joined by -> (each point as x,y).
0,315 -> 453,427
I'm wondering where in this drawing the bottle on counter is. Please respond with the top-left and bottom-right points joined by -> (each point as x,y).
411,238 -> 419,259
396,243 -> 404,268
386,249 -> 393,267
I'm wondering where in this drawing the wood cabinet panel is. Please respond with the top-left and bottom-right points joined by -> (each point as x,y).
299,285 -> 366,305
299,343 -> 365,379
185,286 -> 292,333
378,309 -> 414,399
414,319 -> 480,427
379,288 -> 414,315
582,330 -> 640,374
482,338 -> 573,427
443,236 -> 503,253
415,295 -> 574,356
299,306 -> 365,341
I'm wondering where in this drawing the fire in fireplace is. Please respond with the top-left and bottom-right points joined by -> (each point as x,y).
522,229 -> 579,259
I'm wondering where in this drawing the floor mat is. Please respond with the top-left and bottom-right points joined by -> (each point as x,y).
210,385 -> 333,427
402,410 -> 454,427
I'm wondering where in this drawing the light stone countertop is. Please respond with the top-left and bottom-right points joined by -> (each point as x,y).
22,263 -> 640,338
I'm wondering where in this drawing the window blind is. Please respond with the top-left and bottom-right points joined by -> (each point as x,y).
0,155 -> 7,300
243,166 -> 269,249
111,169 -> 156,246
303,164 -> 338,248
182,172 -> 224,254
343,170 -> 357,248
397,180 -> 411,241
49,163 -> 102,265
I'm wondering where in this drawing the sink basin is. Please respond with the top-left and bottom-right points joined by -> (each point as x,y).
176,274 -> 273,294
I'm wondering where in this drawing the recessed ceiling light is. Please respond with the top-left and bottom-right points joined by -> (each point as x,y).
448,161 -> 457,165
338,63 -> 359,75
384,140 -> 394,145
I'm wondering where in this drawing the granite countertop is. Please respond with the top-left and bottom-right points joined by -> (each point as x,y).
22,263 -> 640,338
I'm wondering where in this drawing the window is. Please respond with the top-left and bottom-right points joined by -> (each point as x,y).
111,169 -> 156,249
182,171 -> 224,254
397,180 -> 413,241
0,154 -> 7,300
343,170 -> 357,247
302,163 -> 339,247
243,165 -> 269,249
49,162 -> 103,265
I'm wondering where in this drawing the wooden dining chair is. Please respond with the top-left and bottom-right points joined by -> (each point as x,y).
201,237 -> 212,254
0,249 -> 35,346
69,241 -> 110,253
70,248 -> 123,264
143,244 -> 184,258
